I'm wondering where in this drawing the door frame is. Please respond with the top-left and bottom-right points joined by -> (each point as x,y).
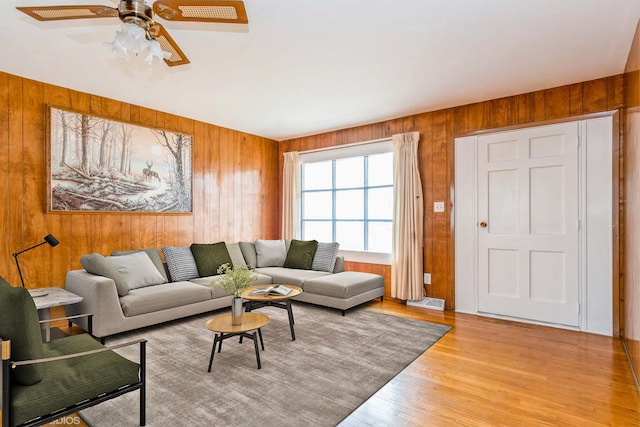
453,113 -> 618,336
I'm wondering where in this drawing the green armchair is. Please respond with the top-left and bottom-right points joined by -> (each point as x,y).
0,278 -> 146,427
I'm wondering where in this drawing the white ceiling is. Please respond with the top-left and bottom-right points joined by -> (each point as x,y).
1,0 -> 639,141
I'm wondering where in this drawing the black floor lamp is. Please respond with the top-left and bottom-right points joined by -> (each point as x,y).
12,234 -> 60,297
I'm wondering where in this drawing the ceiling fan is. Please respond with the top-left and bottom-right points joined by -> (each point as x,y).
16,0 -> 249,66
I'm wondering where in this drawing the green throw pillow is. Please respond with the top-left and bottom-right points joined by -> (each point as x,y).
283,239 -> 318,270
190,242 -> 233,277
80,253 -> 130,296
0,277 -> 45,385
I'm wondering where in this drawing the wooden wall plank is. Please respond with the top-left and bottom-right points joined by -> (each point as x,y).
545,86 -> 570,120
468,102 -> 490,132
490,97 -> 517,128
569,83 -> 583,116
518,93 -> 535,124
416,113 -> 433,293
430,110 -> 448,302
8,75 -> 23,286
533,90 -> 546,122
608,74 -> 625,110
21,79 -> 45,289
0,73 -> 9,278
453,106 -> 468,136
583,78 -> 608,114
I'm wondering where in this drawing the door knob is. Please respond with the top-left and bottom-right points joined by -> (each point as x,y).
479,221 -> 488,228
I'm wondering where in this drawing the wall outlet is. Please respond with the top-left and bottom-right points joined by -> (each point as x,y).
423,273 -> 431,284
434,201 -> 445,212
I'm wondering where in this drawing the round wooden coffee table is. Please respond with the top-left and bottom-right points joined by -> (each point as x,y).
241,285 -> 302,341
205,312 -> 270,371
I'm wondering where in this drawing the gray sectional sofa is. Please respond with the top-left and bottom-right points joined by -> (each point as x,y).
65,239 -> 384,340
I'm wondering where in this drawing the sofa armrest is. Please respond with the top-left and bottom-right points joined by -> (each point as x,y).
65,270 -> 125,338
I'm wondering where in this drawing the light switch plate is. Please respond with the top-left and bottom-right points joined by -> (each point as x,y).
423,273 -> 431,284
434,201 -> 445,212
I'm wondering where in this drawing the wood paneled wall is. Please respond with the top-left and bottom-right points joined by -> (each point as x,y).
280,75 -> 624,307
623,20 -> 640,389
0,71 -> 279,291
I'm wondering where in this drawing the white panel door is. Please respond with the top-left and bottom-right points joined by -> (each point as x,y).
477,122 -> 580,326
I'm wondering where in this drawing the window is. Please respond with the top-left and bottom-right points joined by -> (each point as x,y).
300,141 -> 393,255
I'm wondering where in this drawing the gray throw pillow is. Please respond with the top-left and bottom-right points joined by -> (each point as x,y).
107,252 -> 166,290
226,242 -> 248,267
312,242 -> 340,273
239,241 -> 257,267
255,239 -> 287,267
162,246 -> 199,282
80,253 -> 130,296
111,248 -> 168,283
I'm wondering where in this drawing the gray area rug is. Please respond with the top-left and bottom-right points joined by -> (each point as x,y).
80,302 -> 450,426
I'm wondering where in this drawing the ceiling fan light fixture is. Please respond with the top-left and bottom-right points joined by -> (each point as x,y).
106,22 -> 170,65
146,39 -> 172,65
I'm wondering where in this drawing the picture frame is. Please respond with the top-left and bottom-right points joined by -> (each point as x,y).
47,106 -> 193,213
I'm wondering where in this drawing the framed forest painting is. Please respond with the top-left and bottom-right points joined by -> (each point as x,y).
47,106 -> 192,213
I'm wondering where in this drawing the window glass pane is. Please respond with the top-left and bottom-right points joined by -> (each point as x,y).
335,157 -> 363,189
303,161 -> 332,190
368,187 -> 393,219
303,191 -> 332,219
336,221 -> 364,251
303,221 -> 332,242
368,222 -> 392,253
300,144 -> 394,256
368,152 -> 393,186
336,189 -> 363,219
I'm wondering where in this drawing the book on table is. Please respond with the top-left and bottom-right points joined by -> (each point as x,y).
250,285 -> 292,296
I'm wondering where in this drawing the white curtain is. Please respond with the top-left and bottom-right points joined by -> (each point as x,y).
282,151 -> 300,239
391,132 -> 424,300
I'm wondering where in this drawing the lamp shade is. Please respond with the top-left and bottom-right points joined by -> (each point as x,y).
44,234 -> 59,247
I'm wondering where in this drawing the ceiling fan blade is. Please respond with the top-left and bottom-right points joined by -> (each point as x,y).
153,0 -> 248,24
149,23 -> 190,67
16,5 -> 118,21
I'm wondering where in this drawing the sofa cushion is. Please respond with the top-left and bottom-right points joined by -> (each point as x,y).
226,242 -> 247,267
162,246 -> 199,282
311,242 -> 340,272
10,333 -> 140,427
190,242 -> 233,277
255,267 -> 331,287
80,253 -> 130,296
107,251 -> 166,290
119,282 -> 212,317
239,241 -> 257,267
111,248 -> 169,283
283,239 -> 318,270
0,277 -> 44,385
255,239 -> 287,267
302,271 -> 384,299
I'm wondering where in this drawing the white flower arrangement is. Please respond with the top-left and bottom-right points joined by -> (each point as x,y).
211,263 -> 258,298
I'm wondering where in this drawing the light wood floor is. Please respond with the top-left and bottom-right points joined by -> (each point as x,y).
38,301 -> 640,426
343,300 -> 640,426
